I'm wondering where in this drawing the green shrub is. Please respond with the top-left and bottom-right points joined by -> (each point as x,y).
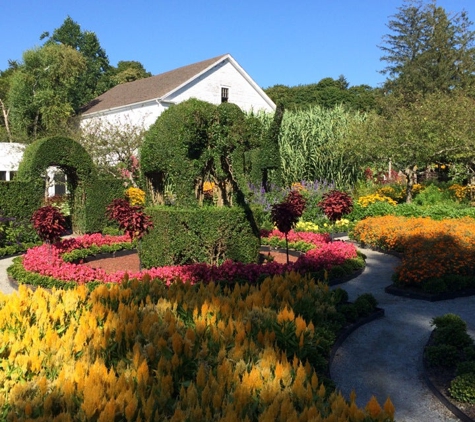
338,303 -> 359,323
432,314 -> 467,331
353,294 -> 377,317
140,206 -> 261,267
0,181 -> 43,221
414,184 -> 453,206
425,344 -> 459,367
456,361 -> 475,376
332,287 -> 349,305
449,373 -> 475,404
73,178 -> 125,234
433,327 -> 473,349
422,277 -> 448,294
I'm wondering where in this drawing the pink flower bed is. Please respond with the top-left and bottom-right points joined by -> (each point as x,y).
261,229 -> 331,244
21,232 -> 358,286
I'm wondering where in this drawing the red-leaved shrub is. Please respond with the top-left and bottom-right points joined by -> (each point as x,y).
106,198 -> 154,240
318,190 -> 353,222
32,206 -> 66,244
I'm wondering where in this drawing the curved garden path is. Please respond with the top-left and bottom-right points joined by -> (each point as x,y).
330,244 -> 475,422
1,243 -> 474,421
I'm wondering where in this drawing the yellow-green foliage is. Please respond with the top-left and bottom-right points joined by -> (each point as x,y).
0,274 -> 394,421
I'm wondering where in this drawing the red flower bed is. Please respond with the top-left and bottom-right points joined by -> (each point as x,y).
21,232 -> 358,286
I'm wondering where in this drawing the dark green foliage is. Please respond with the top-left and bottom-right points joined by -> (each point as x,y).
456,361 -> 475,377
332,287 -> 349,305
425,344 -> 459,367
260,102 -> 284,189
73,178 -> 124,233
380,1 -> 475,99
264,78 -> 378,112
139,206 -> 261,267
449,373 -> 475,404
432,321 -> 473,349
17,136 -> 96,183
0,181 -> 43,220
338,303 -> 359,323
142,99 -> 251,206
432,314 -> 468,331
422,277 -> 448,294
43,16 -> 111,110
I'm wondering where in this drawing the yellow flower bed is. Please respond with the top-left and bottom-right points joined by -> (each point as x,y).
357,193 -> 397,208
0,274 -> 394,421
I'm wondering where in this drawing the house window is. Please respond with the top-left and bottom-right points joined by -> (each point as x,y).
221,87 -> 229,103
0,171 -> 6,181
9,171 -> 16,180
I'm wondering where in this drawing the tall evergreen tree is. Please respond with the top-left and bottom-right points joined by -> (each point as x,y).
379,0 -> 475,99
41,16 -> 111,111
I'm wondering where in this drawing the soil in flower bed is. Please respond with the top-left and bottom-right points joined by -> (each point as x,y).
83,250 -> 299,274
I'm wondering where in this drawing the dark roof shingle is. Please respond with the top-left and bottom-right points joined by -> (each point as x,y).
81,54 -> 228,115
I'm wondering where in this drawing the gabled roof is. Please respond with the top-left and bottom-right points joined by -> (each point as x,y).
81,54 -> 230,115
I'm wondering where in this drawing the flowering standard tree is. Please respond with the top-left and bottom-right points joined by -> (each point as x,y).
271,190 -> 306,263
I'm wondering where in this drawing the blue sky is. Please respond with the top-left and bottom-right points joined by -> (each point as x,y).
1,0 -> 474,89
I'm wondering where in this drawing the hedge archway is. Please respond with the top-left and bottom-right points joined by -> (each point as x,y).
17,136 -> 96,184
17,136 -> 98,233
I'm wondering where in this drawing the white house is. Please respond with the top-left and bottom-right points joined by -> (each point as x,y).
80,54 -> 276,129
0,142 -> 66,197
0,143 -> 25,181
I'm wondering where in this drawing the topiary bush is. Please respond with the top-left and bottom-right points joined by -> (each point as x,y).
139,206 -> 261,267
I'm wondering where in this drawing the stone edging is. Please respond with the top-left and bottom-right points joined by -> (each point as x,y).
422,333 -> 475,422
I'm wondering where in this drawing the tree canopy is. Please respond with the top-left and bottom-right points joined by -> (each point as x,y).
379,0 -> 475,99
42,16 -> 111,110
7,44 -> 86,140
264,76 -> 379,112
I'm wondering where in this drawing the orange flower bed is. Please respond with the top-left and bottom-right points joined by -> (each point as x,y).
353,216 -> 475,285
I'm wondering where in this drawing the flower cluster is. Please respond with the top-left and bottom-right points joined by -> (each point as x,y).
0,274 -> 394,421
357,193 -> 397,208
125,187 -> 146,206
352,216 -> 475,284
20,231 -> 357,286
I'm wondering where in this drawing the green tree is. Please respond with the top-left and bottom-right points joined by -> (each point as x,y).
8,44 -> 86,139
0,61 -> 19,142
380,0 -> 475,99
348,93 -> 475,201
108,61 -> 152,85
265,77 -> 378,112
42,16 -> 111,110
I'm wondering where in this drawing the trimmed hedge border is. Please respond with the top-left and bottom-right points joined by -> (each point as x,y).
423,331 -> 475,422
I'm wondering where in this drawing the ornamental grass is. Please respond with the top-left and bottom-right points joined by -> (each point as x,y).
0,274 -> 394,421
352,216 -> 475,285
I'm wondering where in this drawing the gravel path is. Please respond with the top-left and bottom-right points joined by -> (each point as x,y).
0,255 -> 17,295
330,245 -> 475,422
